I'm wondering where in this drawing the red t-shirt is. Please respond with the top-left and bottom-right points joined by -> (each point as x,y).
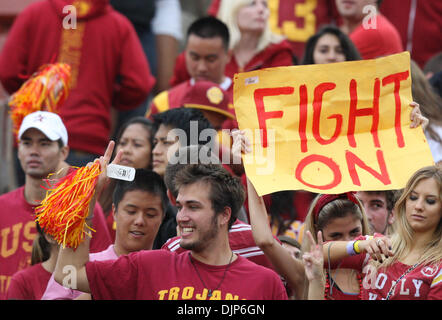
380,0 -> 442,68
86,250 -> 288,300
0,0 -> 155,155
349,14 -> 403,60
5,263 -> 51,300
363,262 -> 442,300
332,236 -> 442,300
224,40 -> 295,77
0,186 -> 112,299
162,219 -> 276,271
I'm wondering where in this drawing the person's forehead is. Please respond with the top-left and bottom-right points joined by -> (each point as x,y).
357,191 -> 386,202
120,190 -> 163,207
186,34 -> 225,52
20,128 -> 53,141
176,181 -> 211,203
325,214 -> 362,230
154,124 -> 174,139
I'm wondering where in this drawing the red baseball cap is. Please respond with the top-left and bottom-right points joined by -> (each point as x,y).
182,81 -> 235,120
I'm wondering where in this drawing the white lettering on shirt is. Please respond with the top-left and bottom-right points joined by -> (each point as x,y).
412,279 -> 423,297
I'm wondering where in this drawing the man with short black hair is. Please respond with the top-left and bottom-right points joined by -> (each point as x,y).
42,169 -> 167,299
146,16 -> 232,118
152,108 -> 215,178
0,111 -> 111,299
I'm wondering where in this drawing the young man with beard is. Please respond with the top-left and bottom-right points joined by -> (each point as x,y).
53,141 -> 287,300
0,111 -> 111,299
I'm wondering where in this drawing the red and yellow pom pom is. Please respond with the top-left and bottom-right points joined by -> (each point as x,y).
9,63 -> 71,140
35,161 -> 101,249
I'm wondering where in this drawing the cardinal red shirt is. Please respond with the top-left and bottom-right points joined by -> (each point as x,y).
333,236 -> 442,300
349,14 -> 403,60
0,0 -> 155,155
86,250 -> 288,300
0,186 -> 111,299
162,219 -> 276,271
380,0 -> 442,68
208,0 -> 338,60
363,262 -> 442,300
5,263 -> 51,300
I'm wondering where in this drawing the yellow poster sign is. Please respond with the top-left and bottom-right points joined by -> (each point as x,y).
233,52 -> 434,195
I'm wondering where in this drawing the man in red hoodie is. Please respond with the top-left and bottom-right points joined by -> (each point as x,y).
0,0 -> 155,166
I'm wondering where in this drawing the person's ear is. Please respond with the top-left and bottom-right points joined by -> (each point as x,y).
167,189 -> 176,206
218,206 -> 232,228
387,211 -> 395,225
43,233 -> 58,245
60,145 -> 69,161
112,203 -> 117,220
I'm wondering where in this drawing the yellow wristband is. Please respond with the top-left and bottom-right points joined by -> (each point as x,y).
353,240 -> 361,254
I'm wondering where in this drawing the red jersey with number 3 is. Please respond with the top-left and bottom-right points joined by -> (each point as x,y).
208,0 -> 338,59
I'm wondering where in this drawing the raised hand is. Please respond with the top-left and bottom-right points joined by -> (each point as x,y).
409,102 -> 429,130
303,230 -> 325,282
86,140 -> 123,199
231,129 -> 251,156
360,236 -> 394,263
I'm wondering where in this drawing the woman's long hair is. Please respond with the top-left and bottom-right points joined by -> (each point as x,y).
218,0 -> 285,53
378,165 -> 442,269
410,60 -> 442,143
31,223 -> 52,265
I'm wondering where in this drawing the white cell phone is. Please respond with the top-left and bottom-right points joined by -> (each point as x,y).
106,164 -> 135,181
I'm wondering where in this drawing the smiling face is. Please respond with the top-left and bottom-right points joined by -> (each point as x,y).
113,190 -> 164,255
116,123 -> 152,169
18,128 -> 68,179
405,177 -> 442,235
321,213 -> 363,241
176,181 -> 223,253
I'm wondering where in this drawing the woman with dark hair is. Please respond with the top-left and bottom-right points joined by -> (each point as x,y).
302,25 -> 361,65
6,223 -> 58,299
99,116 -> 155,240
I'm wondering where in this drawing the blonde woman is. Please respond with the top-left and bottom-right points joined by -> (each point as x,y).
217,0 -> 294,77
322,165 -> 442,300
